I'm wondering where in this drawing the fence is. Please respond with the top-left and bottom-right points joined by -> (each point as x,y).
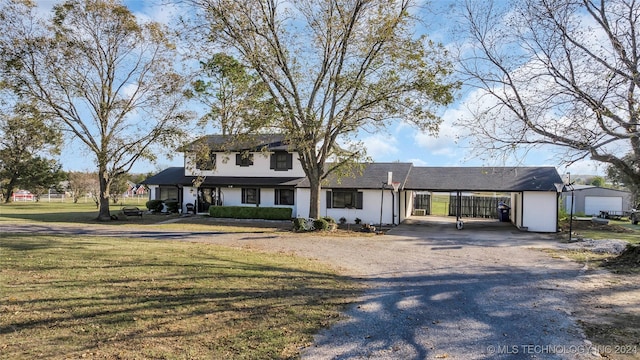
448,195 -> 511,219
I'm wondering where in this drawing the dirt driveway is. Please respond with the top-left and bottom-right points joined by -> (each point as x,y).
3,220 -> 638,359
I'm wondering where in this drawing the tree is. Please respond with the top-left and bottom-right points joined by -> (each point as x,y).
457,0 -> 640,193
0,0 -> 191,220
190,0 -> 457,218
192,53 -> 277,136
67,171 -> 99,203
20,157 -> 66,202
590,176 -> 605,187
607,153 -> 639,202
0,102 -> 62,203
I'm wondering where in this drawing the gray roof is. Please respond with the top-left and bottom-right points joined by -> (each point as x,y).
142,167 -> 304,187
143,165 -> 563,192
405,166 -> 563,192
296,162 -> 414,189
182,134 -> 293,152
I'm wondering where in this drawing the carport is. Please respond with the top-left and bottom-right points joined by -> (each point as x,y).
401,167 -> 564,233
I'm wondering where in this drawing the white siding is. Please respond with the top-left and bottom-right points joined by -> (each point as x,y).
183,187 -> 197,212
521,192 -> 557,232
184,151 -> 306,178
294,188 -> 397,225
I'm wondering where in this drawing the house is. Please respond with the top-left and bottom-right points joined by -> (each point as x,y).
560,185 -> 633,216
143,134 -> 565,232
124,181 -> 147,198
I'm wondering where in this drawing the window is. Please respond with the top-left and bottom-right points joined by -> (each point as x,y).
196,151 -> 216,170
270,151 -> 292,171
158,186 -> 179,201
326,190 -> 363,209
236,153 -> 254,167
242,188 -> 260,204
275,189 -> 294,205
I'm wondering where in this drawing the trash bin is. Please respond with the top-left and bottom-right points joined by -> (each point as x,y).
498,202 -> 510,222
499,208 -> 510,222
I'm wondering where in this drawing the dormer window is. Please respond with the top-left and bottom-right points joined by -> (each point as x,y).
195,150 -> 216,170
270,151 -> 292,171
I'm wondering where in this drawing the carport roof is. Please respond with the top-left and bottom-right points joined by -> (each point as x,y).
405,166 -> 563,192
296,162 -> 414,189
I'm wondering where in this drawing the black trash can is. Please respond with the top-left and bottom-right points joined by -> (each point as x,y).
498,202 -> 510,222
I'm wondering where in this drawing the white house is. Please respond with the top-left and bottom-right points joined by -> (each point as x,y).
143,134 -> 565,232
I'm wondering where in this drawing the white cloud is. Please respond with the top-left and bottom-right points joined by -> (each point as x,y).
362,134 -> 399,160
406,158 -> 428,166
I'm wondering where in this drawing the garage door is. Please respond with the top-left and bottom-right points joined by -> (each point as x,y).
585,196 -> 622,216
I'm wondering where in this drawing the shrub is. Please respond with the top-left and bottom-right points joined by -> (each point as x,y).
209,206 -> 292,220
313,218 -> 329,231
145,199 -> 163,212
338,217 -> 347,224
164,200 -> 179,213
355,217 -> 362,224
323,216 -> 336,224
292,218 -> 307,232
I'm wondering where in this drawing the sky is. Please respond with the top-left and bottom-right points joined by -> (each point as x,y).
42,0 -> 607,178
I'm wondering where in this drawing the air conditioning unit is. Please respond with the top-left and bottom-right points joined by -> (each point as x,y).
413,209 -> 426,216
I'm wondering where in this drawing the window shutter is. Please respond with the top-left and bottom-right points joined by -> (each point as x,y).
326,191 -> 332,209
286,153 -> 293,169
356,192 -> 363,209
270,153 -> 276,169
236,154 -> 241,165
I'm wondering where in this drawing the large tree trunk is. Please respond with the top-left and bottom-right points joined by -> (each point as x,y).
3,176 -> 17,203
97,166 -> 111,221
307,178 -> 322,219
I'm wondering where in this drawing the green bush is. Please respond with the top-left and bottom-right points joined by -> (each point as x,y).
313,218 -> 329,231
145,199 -> 163,212
323,216 -> 336,224
164,200 -> 179,213
292,218 -> 307,232
209,206 -> 292,220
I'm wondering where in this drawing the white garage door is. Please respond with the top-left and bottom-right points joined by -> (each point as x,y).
585,196 -> 622,216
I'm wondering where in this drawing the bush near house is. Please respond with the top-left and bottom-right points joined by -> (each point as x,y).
145,199 -> 163,212
209,206 -> 292,220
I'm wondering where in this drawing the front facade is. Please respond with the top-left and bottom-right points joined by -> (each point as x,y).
143,135 -> 565,232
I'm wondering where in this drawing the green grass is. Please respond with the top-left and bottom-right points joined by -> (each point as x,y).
0,233 -> 362,359
0,201 -> 293,232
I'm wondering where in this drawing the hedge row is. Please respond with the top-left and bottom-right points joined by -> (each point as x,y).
208,206 -> 292,220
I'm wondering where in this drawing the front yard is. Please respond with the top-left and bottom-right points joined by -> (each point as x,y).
0,233 -> 362,359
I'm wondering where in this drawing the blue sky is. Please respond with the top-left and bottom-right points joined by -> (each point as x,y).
45,0 -> 606,177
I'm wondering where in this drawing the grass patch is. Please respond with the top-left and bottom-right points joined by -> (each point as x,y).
0,233 -> 362,359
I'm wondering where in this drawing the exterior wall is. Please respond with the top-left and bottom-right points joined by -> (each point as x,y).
184,151 -> 306,178
561,187 -> 632,215
521,191 -> 557,232
296,188 -> 396,225
183,187 -> 197,212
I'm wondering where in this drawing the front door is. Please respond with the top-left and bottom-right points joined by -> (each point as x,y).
197,187 -> 216,213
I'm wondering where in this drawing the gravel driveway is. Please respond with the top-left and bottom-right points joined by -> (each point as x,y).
3,219 -> 601,359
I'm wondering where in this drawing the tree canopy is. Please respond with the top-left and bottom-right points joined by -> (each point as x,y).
457,0 -> 640,191
191,0 -> 458,218
0,101 -> 63,202
0,0 -> 191,220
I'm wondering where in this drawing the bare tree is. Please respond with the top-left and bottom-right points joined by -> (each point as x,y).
189,0 -> 458,218
0,0 -> 191,220
67,171 -> 99,204
457,0 -> 640,189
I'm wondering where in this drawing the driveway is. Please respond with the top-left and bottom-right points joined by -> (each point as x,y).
296,221 -> 599,359
2,220 -> 600,359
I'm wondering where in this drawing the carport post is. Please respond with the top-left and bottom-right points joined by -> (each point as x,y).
456,191 -> 461,222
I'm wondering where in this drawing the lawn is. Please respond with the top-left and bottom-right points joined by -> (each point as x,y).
0,201 -> 292,232
0,233 -> 363,359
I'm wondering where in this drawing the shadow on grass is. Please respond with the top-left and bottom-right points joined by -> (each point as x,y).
0,234 -> 362,359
